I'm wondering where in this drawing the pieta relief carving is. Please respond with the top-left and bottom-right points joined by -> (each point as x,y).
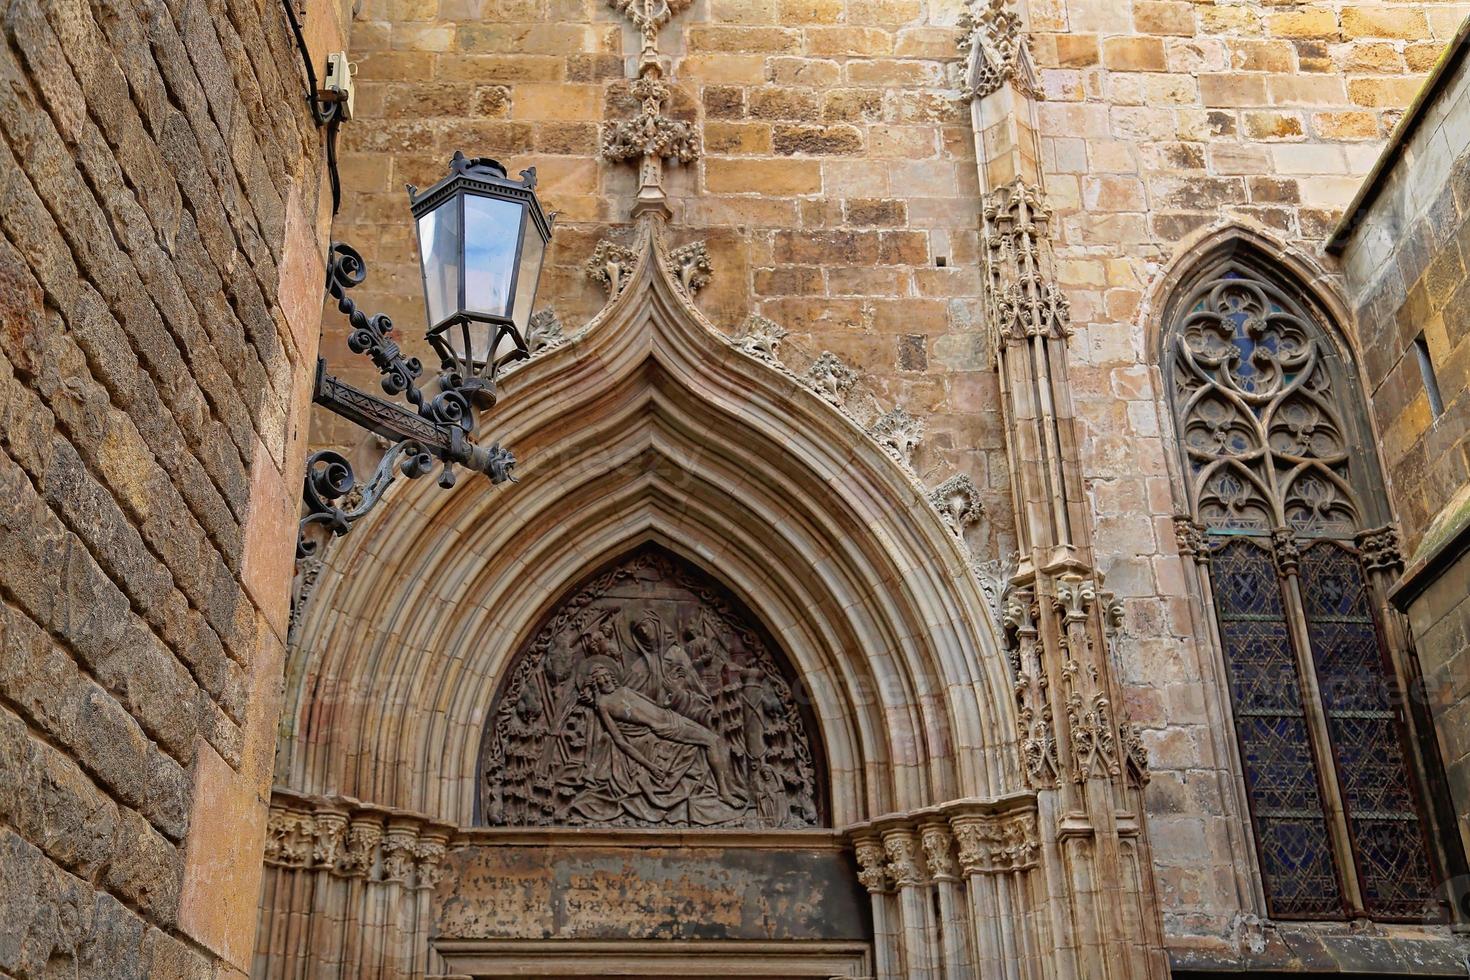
479,547 -> 823,829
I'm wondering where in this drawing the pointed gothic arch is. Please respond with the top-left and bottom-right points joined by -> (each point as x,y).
1153,230 -> 1453,923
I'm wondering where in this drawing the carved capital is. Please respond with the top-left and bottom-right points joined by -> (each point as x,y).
951,810 -> 1039,875
854,837 -> 891,894
1356,524 -> 1403,575
412,839 -> 448,890
381,829 -> 419,883
1172,515 -> 1211,565
265,809 -> 315,868
1120,716 -> 1150,786
341,820 -> 383,878
920,824 -> 958,881
1051,574 -> 1096,624
1270,527 -> 1300,576
929,474 -> 984,536
806,351 -> 858,406
312,812 -> 348,868
869,407 -> 924,470
585,239 -> 641,297
883,829 -> 927,889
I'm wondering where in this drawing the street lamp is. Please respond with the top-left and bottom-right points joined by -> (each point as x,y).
297,151 -> 553,560
409,152 -> 554,406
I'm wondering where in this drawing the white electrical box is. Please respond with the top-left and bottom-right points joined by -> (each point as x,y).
324,52 -> 356,121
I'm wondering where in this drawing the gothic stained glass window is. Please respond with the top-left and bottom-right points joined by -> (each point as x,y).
1211,539 -> 1342,918
1165,259 -> 1440,922
1300,541 -> 1437,920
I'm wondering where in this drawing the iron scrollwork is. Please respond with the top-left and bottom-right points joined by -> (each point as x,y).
297,242 -> 518,560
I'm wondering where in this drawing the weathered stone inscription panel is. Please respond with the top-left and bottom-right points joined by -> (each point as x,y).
436,844 -> 867,941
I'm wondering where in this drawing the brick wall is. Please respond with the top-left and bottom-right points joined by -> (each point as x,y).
1335,37 -> 1470,866
0,0 -> 343,973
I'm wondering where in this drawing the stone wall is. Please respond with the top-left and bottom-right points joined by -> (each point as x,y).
0,0 -> 344,974
304,0 -> 1470,968
1333,30 -> 1470,868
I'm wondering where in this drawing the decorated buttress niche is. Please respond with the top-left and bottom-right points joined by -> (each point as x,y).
478,546 -> 823,829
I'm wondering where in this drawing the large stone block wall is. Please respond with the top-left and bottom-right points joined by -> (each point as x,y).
1030,0 -> 1464,955
312,0 -> 1465,964
0,0 -> 344,974
1335,37 -> 1470,865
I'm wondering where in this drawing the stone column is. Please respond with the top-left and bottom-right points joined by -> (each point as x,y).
883,825 -> 942,980
921,821 -> 973,979
854,835 -> 901,980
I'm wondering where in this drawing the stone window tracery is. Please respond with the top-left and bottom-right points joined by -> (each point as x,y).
1165,261 -> 1440,921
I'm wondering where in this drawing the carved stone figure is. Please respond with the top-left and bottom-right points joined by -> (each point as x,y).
480,546 -> 821,828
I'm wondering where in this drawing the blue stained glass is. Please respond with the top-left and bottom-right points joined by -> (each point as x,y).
1301,543 -> 1438,920
1212,539 -> 1343,918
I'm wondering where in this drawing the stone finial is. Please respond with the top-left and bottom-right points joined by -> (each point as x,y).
668,240 -> 712,294
585,239 -> 641,297
602,76 -> 700,166
869,407 -> 924,469
957,0 -> 1034,100
738,314 -> 787,362
807,351 -> 858,405
526,308 -> 566,355
607,0 -> 694,62
928,474 -> 984,535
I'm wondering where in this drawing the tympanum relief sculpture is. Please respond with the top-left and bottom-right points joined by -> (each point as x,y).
479,547 -> 821,829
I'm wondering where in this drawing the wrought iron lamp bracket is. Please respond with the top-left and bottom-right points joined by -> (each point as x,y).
297,242 -> 517,560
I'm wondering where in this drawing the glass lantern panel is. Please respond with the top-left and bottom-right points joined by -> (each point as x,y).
510,222 -> 546,335
463,194 -> 523,319
417,198 -> 461,328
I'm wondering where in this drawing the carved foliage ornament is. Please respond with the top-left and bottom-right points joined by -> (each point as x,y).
807,351 -> 858,405
602,76 -> 700,166
869,407 -> 924,469
667,240 -> 713,295
479,546 -> 822,829
526,308 -> 567,355
952,811 -> 1039,875
585,239 -> 641,297
738,314 -> 787,363
928,474 -> 984,535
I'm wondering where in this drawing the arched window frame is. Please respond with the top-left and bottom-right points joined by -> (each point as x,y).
1156,238 -> 1460,924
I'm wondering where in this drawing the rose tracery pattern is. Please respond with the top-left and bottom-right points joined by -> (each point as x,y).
478,546 -> 821,829
1171,272 -> 1356,535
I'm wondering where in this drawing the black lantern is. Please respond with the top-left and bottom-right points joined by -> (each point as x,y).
408,151 -> 554,404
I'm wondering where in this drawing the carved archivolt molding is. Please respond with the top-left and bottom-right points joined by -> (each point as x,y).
957,0 -> 1036,100
264,794 -> 452,889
